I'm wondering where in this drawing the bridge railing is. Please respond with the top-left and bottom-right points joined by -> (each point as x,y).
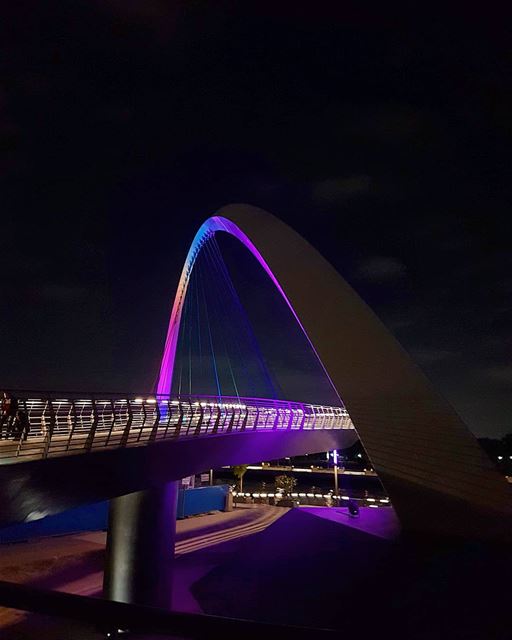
0,393 -> 354,463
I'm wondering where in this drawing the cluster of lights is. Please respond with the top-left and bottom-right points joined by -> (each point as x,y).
133,398 -> 248,410
198,402 -> 247,410
134,397 -> 156,404
232,491 -> 390,505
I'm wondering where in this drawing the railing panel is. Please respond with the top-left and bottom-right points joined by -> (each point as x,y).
0,393 -> 355,463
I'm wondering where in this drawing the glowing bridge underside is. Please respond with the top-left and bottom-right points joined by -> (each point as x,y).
0,394 -> 354,464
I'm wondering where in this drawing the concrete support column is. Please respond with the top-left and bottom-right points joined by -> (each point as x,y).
103,481 -> 179,609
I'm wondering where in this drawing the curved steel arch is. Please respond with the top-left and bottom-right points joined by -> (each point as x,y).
158,204 -> 512,540
156,215 -> 338,400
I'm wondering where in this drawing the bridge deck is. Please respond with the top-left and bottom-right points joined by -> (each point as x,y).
0,395 -> 354,465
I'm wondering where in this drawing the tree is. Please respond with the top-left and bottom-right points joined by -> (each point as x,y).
275,474 -> 297,496
232,465 -> 248,494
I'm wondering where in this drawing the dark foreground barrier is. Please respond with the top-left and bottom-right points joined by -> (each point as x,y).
0,580 -> 337,639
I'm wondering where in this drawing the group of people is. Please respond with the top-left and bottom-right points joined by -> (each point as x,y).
0,392 -> 30,441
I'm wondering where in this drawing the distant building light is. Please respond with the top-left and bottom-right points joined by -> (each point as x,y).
357,453 -> 363,458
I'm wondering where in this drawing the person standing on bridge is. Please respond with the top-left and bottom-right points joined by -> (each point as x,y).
0,392 -> 18,439
13,407 -> 30,441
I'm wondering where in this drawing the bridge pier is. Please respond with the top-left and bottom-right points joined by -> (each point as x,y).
103,481 -> 179,609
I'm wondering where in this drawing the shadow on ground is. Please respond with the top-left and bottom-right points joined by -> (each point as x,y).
192,507 -> 511,639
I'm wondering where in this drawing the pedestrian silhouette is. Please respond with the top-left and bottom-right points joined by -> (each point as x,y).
13,409 -> 30,441
1,392 -> 18,439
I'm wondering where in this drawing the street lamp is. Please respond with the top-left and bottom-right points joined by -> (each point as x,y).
332,449 -> 339,497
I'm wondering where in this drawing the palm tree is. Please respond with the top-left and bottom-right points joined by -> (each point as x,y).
232,464 -> 248,494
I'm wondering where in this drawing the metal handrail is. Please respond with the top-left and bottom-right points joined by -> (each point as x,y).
0,393 -> 355,464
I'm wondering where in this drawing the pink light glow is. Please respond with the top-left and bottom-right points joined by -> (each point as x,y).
156,215 -> 341,404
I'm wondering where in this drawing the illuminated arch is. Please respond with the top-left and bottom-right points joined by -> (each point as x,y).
158,204 -> 512,540
156,215 -> 338,399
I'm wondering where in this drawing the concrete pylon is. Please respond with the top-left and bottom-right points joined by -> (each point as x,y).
103,481 -> 179,609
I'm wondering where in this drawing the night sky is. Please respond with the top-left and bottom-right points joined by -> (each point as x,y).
1,4 -> 511,437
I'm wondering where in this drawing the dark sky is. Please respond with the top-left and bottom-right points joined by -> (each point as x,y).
1,3 -> 511,437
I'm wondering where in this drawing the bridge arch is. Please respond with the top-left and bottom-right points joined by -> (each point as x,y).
158,203 -> 512,540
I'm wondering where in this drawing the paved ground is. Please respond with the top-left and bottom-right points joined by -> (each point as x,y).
0,504 -> 285,638
303,504 -> 401,539
192,506 -> 511,638
1,504 -> 510,639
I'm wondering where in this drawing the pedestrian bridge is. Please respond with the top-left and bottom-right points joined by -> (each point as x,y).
1,203 -> 509,544
0,393 -> 354,464
0,393 -> 357,528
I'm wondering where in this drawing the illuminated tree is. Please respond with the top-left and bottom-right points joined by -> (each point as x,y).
275,474 -> 297,496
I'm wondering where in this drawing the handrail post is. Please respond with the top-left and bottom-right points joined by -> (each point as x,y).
299,407 -> 306,430
15,399 -> 29,458
212,405 -> 221,434
273,407 -> 280,430
186,401 -> 195,435
105,400 -> 117,446
120,400 -> 134,447
85,399 -> 99,451
175,403 -> 184,438
148,401 -> 161,443
287,403 -> 294,429
163,400 -> 173,438
43,399 -> 56,459
136,402 -> 147,442
65,399 -> 78,451
241,406 -> 249,431
226,406 -> 236,433
194,403 -> 204,436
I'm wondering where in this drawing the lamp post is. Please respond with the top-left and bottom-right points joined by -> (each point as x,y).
332,449 -> 339,497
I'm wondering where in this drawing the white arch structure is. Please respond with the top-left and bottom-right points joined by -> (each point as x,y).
158,204 -> 512,540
